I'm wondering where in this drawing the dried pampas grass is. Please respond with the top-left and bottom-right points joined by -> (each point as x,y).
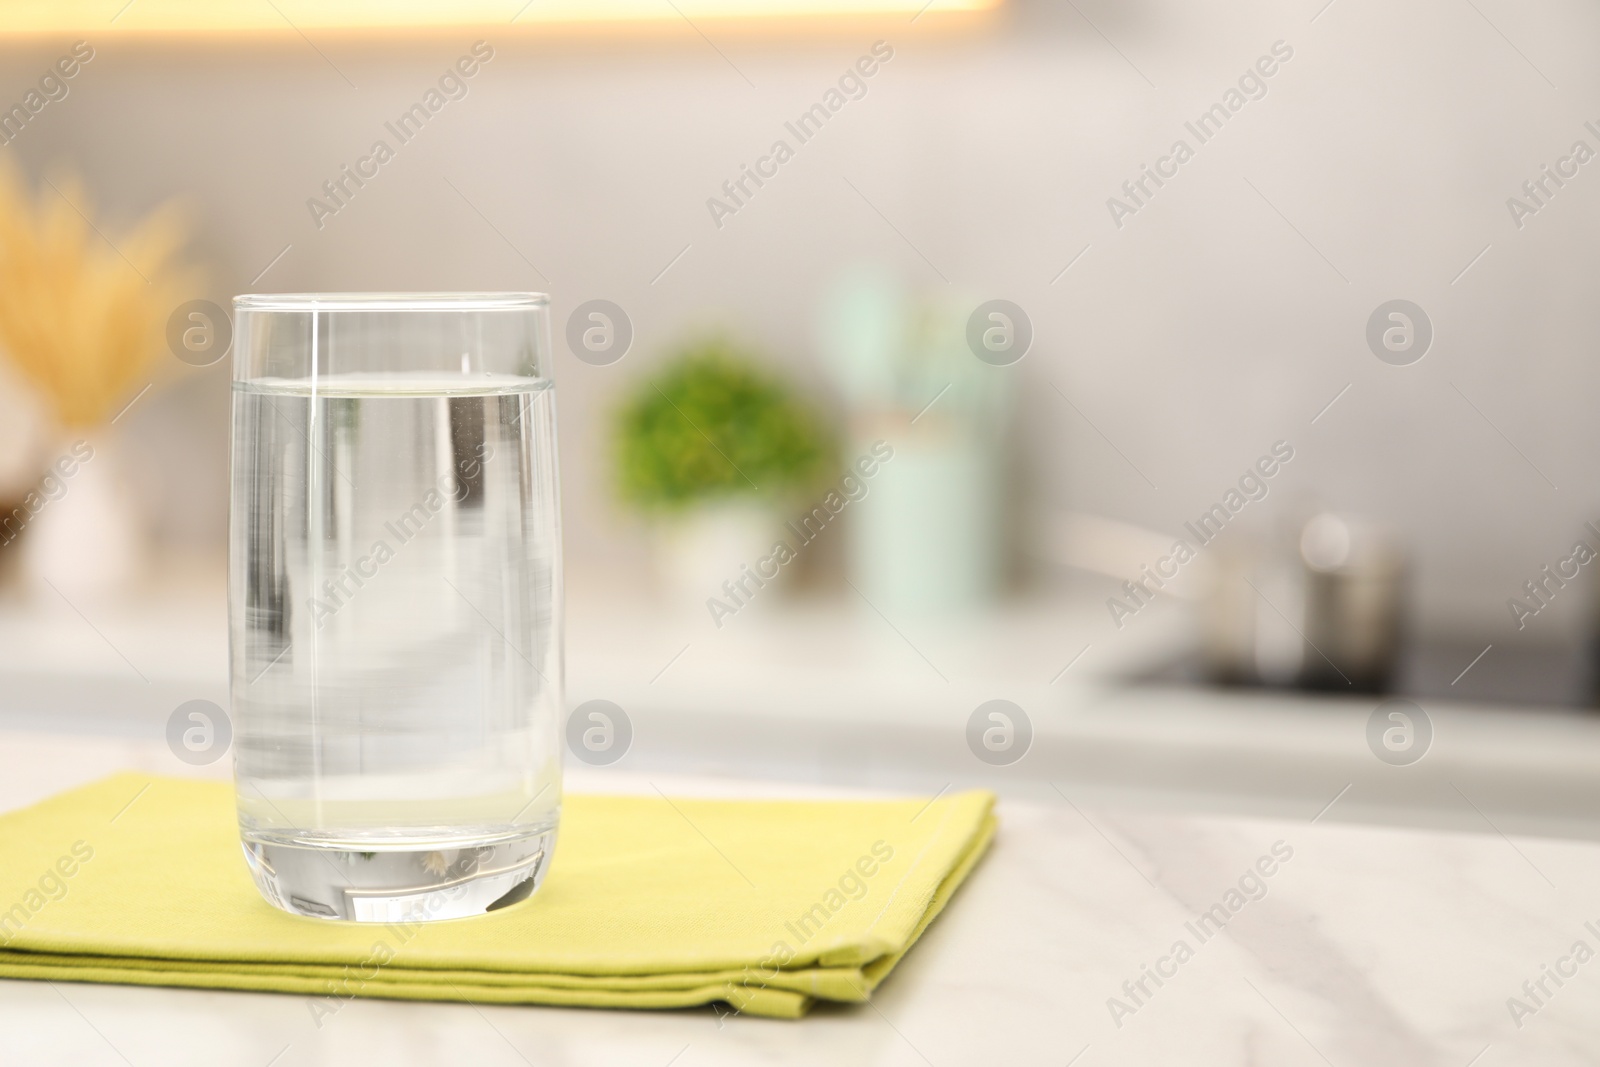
0,165 -> 192,428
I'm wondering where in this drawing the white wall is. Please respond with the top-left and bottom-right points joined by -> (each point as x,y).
3,0 -> 1598,642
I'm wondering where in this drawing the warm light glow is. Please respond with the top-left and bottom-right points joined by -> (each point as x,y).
0,0 -> 1001,35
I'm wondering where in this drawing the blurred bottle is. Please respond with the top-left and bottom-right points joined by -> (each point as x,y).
817,266 -> 1011,613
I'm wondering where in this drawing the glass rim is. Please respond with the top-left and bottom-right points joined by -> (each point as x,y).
233,292 -> 550,312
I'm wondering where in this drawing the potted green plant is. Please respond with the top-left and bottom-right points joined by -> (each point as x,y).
614,337 -> 830,602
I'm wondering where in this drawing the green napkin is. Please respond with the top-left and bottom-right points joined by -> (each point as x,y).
0,774 -> 995,1019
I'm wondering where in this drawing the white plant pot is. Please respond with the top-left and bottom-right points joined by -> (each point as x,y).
656,500 -> 786,608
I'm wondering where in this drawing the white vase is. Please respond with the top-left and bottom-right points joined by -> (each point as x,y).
0,360 -> 47,503
0,363 -> 48,588
21,433 -> 144,601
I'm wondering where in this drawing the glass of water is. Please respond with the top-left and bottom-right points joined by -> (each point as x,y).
228,293 -> 562,923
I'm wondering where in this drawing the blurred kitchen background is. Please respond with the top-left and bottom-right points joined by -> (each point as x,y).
4,0 -> 1600,835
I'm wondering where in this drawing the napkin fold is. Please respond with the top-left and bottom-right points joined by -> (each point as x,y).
0,774 -> 995,1018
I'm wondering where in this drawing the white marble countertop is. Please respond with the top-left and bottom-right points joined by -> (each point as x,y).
3,731 -> 1597,1066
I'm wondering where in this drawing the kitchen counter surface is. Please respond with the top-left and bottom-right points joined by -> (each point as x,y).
2,731 -> 1596,1066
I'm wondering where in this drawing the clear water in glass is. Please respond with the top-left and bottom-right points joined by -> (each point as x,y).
230,372 -> 561,922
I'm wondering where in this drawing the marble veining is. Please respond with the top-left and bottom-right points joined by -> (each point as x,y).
4,735 -> 1600,1065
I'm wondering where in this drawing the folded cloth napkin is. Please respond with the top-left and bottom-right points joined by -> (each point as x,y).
0,774 -> 995,1019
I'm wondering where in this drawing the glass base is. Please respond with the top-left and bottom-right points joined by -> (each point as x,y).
240,826 -> 555,923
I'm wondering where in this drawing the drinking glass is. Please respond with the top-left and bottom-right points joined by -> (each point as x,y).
228,292 -> 562,922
